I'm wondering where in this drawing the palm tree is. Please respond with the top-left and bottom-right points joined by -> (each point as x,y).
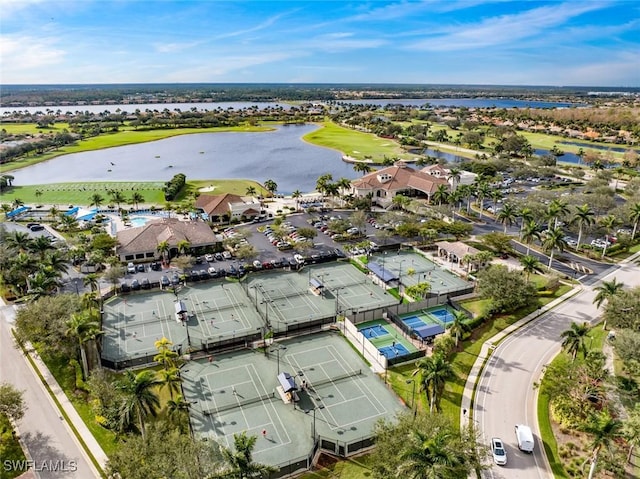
520,220 -> 540,256
27,235 -> 55,259
583,411 -> 623,479
1,203 -> 12,218
545,199 -> 569,230
496,202 -> 517,234
25,270 -> 60,300
518,207 -> 535,238
130,192 -> 145,210
176,239 -> 191,256
571,204 -> 595,249
475,183 -> 491,219
448,310 -> 470,347
598,215 -> 618,258
397,429 -> 466,479
216,432 -> 278,479
264,179 -> 278,197
157,241 -> 170,265
457,184 -> 473,214
431,184 -> 450,206
412,353 -> 454,413
166,394 -> 190,433
153,337 -> 178,369
66,311 -> 103,378
519,255 -> 542,282
291,189 -> 302,211
109,190 -> 126,210
156,367 -> 181,400
5,231 -> 33,252
90,193 -> 105,209
622,404 -> 640,464
245,186 -> 257,197
629,202 -> 640,240
542,226 -> 567,270
83,273 -> 100,293
560,322 -> 590,361
352,161 -> 373,175
593,277 -> 624,330
447,167 -> 462,191
489,189 -> 503,215
117,370 -> 161,438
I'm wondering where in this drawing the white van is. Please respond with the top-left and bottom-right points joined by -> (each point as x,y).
515,424 -> 535,453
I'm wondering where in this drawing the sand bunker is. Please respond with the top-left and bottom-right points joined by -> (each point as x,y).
199,185 -> 216,192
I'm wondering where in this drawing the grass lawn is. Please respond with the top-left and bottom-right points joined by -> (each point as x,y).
1,178 -> 267,208
0,124 -> 274,174
0,415 -> 27,479
303,121 -> 412,162
299,453 -> 375,478
537,326 -> 607,479
1,123 -> 72,135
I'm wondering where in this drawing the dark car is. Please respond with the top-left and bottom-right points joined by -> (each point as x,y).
238,265 -> 246,276
136,264 -> 146,273
150,261 -> 161,271
29,224 -> 45,231
131,279 -> 140,291
217,268 -> 226,277
120,282 -> 131,293
171,273 -> 180,285
214,252 -> 224,261
141,278 -> 150,289
228,265 -> 237,276
160,275 -> 170,287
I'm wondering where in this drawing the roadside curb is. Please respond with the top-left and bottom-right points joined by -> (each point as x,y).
15,333 -> 107,478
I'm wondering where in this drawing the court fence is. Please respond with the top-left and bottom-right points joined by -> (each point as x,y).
341,319 -> 387,372
266,433 -> 375,478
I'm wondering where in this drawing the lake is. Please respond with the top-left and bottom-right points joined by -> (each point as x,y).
11,124 -> 355,194
338,98 -> 585,108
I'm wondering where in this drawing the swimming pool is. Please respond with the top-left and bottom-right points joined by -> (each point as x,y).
129,216 -> 150,227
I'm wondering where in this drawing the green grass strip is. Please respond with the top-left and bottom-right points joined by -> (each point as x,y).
12,332 -> 106,478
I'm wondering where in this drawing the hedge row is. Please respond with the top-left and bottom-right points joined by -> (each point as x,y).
163,173 -> 186,201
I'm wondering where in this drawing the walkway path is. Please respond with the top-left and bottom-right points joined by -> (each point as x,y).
0,299 -> 106,478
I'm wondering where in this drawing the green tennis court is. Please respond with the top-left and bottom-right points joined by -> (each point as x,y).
181,332 -> 405,470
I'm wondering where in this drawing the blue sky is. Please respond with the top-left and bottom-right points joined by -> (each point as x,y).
1,0 -> 638,86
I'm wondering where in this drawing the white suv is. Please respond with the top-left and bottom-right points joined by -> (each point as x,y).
127,262 -> 136,274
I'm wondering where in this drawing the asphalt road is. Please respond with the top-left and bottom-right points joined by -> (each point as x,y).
475,254 -> 640,478
0,306 -> 97,479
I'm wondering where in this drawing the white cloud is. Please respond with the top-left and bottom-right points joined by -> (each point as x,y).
408,2 -> 609,51
154,41 -> 202,54
0,35 -> 66,81
0,0 -> 46,17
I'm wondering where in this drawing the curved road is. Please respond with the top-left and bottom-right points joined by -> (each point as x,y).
474,254 -> 640,478
0,306 -> 98,479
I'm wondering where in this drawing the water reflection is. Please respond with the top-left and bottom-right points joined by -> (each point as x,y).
12,124 -> 355,194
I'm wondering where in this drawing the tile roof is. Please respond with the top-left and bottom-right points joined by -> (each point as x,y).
351,164 -> 449,194
195,193 -> 246,216
117,218 -> 218,255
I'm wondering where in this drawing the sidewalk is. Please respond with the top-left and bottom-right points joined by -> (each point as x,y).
460,248 -> 640,424
1,298 -> 107,477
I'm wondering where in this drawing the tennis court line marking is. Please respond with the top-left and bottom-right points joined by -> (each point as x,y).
249,364 -> 292,449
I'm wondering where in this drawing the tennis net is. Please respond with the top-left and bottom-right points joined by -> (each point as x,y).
203,391 -> 275,415
262,289 -> 309,302
308,369 -> 362,390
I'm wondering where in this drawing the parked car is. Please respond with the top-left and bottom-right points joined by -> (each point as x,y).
214,252 -> 224,261
222,251 -> 232,260
150,261 -> 161,271
160,275 -> 170,287
253,260 -> 263,270
205,253 -> 214,262
131,279 -> 141,291
120,282 -> 131,293
141,278 -> 150,289
136,264 -> 145,273
127,262 -> 136,274
491,437 -> 507,466
29,224 -> 45,231
171,273 -> 180,285
208,266 -> 217,277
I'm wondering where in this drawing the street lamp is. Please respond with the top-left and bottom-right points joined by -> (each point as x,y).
406,379 -> 416,415
271,345 -> 287,375
398,259 -> 406,293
